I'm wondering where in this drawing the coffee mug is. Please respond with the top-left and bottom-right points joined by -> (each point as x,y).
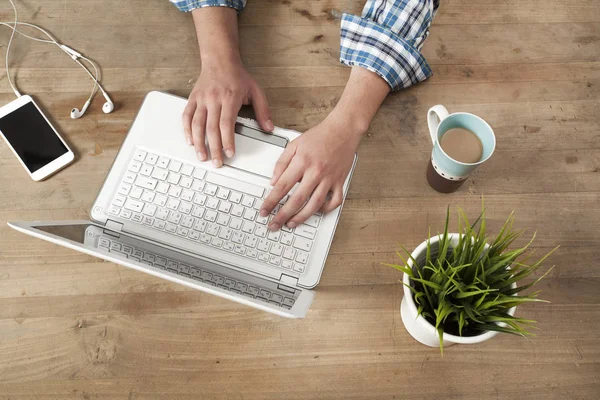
426,105 -> 496,193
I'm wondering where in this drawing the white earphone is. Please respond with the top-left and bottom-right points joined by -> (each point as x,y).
3,0 -> 114,119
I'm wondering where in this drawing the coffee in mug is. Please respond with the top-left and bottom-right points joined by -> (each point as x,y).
439,128 -> 483,164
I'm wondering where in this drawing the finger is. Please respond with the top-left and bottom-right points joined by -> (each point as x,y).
250,84 -> 273,132
206,103 -> 224,167
220,97 -> 242,158
320,185 -> 344,213
269,174 -> 319,231
182,99 -> 196,146
271,145 -> 296,186
260,159 -> 303,218
286,181 -> 330,228
191,106 -> 208,161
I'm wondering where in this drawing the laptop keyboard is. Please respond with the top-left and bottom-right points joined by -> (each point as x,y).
96,234 -> 296,309
107,148 -> 322,275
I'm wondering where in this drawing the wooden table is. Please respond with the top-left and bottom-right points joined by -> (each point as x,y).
1,1 -> 599,398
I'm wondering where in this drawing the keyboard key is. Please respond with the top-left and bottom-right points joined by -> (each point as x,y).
231,231 -> 245,244
178,201 -> 192,215
247,249 -> 258,258
255,214 -> 269,225
181,215 -> 194,228
180,176 -> 193,189
234,244 -> 246,255
211,238 -> 223,248
151,167 -> 168,180
229,218 -> 243,230
199,234 -> 211,244
179,264 -> 191,275
231,205 -> 244,217
206,172 -> 264,198
140,164 -> 153,176
241,221 -> 255,234
123,171 -> 136,184
193,167 -> 206,180
296,251 -> 308,264
283,298 -> 295,307
154,219 -> 166,230
168,212 -> 182,224
193,193 -> 207,206
142,203 -> 157,216
168,186 -> 182,198
98,237 -> 110,248
191,179 -> 205,192
153,194 -> 168,207
293,236 -> 312,252
269,256 -> 281,266
244,209 -> 257,221
155,256 -> 167,267
293,264 -> 305,273
216,187 -> 230,200
165,223 -> 177,233
282,247 -> 296,260
156,157 -> 169,168
167,172 -> 181,185
216,213 -> 230,226
270,243 -> 284,256
181,189 -> 194,202
244,236 -> 258,248
122,245 -> 134,255
267,230 -> 281,242
257,239 -> 271,252
108,205 -> 120,215
280,232 -> 294,246
143,216 -> 155,226
166,198 -> 180,210
168,160 -> 182,172
257,252 -> 269,262
155,208 -> 169,220
146,154 -> 158,165
223,242 -> 235,252
132,213 -> 143,223
230,191 -> 242,204
254,225 -> 268,238
130,186 -> 143,199
204,210 -> 217,222
180,164 -> 194,176
128,160 -> 142,173
254,199 -> 263,210
204,184 -> 217,196
282,259 -> 293,270
176,227 -> 189,237
141,190 -> 155,203
191,205 -> 205,218
295,224 -> 317,240
218,201 -> 232,214
156,181 -> 169,194
118,183 -> 132,196
304,215 -> 321,228
218,227 -> 233,240
206,197 -> 219,209
167,260 -> 179,271
119,209 -> 132,219
193,219 -> 207,231
124,198 -> 144,213
241,195 -> 254,207
206,223 -> 219,236
133,149 -> 147,162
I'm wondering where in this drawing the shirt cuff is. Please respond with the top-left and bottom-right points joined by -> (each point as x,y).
170,0 -> 246,13
340,13 -> 432,91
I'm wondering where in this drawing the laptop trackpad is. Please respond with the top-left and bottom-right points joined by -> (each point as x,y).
225,124 -> 288,179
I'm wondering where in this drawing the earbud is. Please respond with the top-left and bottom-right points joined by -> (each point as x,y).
100,90 -> 114,114
71,100 -> 91,119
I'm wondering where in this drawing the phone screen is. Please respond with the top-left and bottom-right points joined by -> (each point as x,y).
0,102 -> 68,173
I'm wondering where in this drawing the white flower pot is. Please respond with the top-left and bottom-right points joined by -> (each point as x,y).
400,233 -> 517,348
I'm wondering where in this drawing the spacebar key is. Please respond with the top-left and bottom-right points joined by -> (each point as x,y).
206,172 -> 264,198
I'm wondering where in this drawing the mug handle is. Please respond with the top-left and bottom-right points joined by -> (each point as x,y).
427,105 -> 450,144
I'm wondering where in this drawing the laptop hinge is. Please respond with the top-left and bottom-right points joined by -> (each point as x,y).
279,274 -> 298,289
104,219 -> 123,236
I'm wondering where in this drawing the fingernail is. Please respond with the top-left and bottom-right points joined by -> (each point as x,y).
225,149 -> 234,158
197,152 -> 206,161
266,119 -> 274,131
186,137 -> 192,146
287,222 -> 296,229
269,223 -> 280,232
213,159 -> 222,168
260,209 -> 268,217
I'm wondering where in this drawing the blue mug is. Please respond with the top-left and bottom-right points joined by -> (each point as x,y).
426,105 -> 496,192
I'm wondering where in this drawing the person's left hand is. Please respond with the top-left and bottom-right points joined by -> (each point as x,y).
259,114 -> 363,231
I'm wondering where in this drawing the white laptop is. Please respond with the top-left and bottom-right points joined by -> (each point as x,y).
8,91 -> 356,318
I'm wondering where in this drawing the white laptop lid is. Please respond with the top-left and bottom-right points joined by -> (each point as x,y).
8,220 -> 314,318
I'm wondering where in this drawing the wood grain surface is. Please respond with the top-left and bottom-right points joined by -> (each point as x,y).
0,1 -> 599,399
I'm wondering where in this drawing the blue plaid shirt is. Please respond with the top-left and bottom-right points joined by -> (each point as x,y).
170,0 -> 439,91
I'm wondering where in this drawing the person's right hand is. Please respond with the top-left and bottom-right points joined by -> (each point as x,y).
182,59 -> 273,167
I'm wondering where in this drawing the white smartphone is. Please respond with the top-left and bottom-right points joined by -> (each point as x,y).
0,95 -> 74,181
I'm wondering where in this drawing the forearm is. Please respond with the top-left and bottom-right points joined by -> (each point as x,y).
328,67 -> 390,140
192,7 -> 241,68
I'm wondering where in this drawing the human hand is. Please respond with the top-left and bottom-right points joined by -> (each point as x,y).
259,113 -> 362,231
182,59 -> 273,167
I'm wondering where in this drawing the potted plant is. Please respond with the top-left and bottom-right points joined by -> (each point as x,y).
386,206 -> 557,353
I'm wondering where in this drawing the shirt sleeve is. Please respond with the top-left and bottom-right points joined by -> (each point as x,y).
340,0 -> 439,91
169,0 -> 246,13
